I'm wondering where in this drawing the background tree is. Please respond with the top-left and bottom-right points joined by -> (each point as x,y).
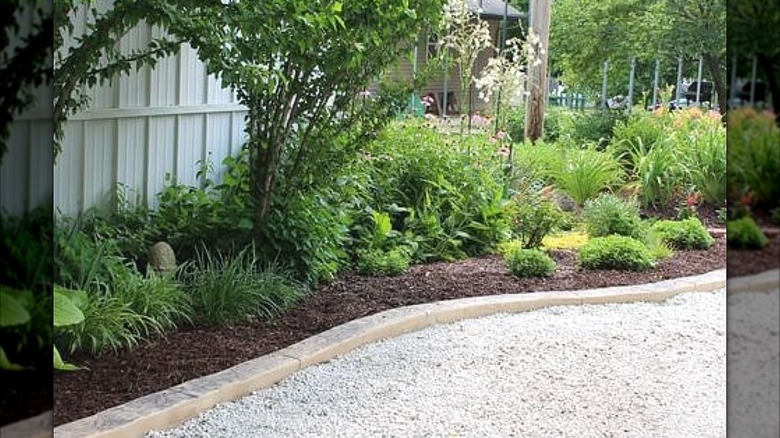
0,1 -> 52,166
729,0 -> 780,123
550,0 -> 725,111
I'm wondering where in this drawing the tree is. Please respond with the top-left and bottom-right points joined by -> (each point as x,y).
550,0 -> 726,111
171,0 -> 443,231
53,0 -> 190,159
729,0 -> 780,123
0,1 -> 52,166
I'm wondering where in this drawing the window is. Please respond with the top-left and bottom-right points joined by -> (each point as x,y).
426,33 -> 439,61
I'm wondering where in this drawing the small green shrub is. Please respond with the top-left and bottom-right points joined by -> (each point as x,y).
727,217 -> 769,250
182,245 -> 303,326
356,246 -> 413,276
505,248 -> 557,278
510,189 -> 563,249
579,235 -> 655,271
568,110 -> 628,148
583,193 -> 643,238
640,227 -> 675,261
652,218 -> 715,250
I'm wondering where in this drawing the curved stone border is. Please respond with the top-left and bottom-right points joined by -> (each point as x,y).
53,269 -> 726,438
0,411 -> 52,438
728,269 -> 780,294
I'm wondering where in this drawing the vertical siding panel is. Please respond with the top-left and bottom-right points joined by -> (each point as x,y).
83,120 -> 116,212
147,116 -> 176,208
119,24 -> 152,108
0,124 -> 31,214
176,114 -> 205,186
149,26 -> 178,106
55,122 -> 85,215
206,113 -> 232,183
117,118 -> 147,207
179,45 -> 206,105
28,120 -> 54,211
207,74 -> 234,105
231,112 -> 248,155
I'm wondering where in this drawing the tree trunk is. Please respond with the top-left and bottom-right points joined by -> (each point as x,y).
757,54 -> 780,127
524,0 -> 551,143
703,53 -> 727,115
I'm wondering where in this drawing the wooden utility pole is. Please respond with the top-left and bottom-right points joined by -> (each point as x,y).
524,0 -> 552,143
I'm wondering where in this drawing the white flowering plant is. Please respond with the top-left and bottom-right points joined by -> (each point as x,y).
438,0 -> 493,133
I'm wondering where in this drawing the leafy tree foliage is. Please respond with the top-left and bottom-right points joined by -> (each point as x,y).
53,0 -> 190,158
0,1 -> 52,166
169,0 -> 443,230
550,0 -> 726,111
729,0 -> 780,123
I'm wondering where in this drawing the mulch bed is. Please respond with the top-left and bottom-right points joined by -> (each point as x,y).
0,369 -> 52,428
53,234 -> 732,426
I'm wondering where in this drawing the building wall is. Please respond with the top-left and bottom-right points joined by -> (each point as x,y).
388,19 -> 504,114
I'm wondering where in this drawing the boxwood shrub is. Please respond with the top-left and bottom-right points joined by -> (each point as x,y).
651,218 -> 715,250
579,235 -> 654,271
727,217 -> 769,249
505,248 -> 557,278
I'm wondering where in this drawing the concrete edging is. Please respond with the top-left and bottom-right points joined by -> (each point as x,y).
51,268 -> 727,438
728,269 -> 780,294
0,411 -> 52,438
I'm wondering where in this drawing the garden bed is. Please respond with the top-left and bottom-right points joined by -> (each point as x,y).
53,232 -> 733,426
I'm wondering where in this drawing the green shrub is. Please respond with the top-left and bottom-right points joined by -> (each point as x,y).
505,248 -> 557,278
610,111 -> 665,158
579,235 -> 655,271
549,147 -> 623,206
728,108 -> 780,206
510,187 -> 563,249
651,218 -> 715,250
640,226 -> 674,261
619,138 -> 684,209
182,244 -> 303,326
567,110 -> 627,148
583,193 -> 643,238
727,217 -> 769,250
356,246 -> 413,276
359,120 -> 511,262
261,189 -> 350,284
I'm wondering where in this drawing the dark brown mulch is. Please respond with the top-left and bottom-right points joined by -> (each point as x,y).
53,235 -> 728,427
728,234 -> 780,278
0,370 -> 52,428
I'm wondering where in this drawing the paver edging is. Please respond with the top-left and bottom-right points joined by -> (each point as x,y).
0,411 -> 52,438
727,269 -> 780,294
53,269 -> 727,438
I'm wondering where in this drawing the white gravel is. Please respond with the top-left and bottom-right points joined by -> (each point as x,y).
727,288 -> 780,438
148,289 -> 727,438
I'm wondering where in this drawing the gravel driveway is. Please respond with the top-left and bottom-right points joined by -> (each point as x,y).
727,288 -> 780,438
148,289 -> 727,438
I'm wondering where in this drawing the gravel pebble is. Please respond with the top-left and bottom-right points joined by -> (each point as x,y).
727,288 -> 780,438
148,289 -> 727,438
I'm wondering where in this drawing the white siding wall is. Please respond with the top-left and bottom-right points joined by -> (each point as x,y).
48,1 -> 249,215
0,3 -> 54,216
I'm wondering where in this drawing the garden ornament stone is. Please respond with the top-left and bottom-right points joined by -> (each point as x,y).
148,241 -> 176,274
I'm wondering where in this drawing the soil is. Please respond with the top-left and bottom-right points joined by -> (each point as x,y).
0,370 -> 52,428
52,231 -> 738,427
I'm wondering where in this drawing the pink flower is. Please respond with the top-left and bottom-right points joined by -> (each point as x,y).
496,130 -> 507,140
497,146 -> 510,156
